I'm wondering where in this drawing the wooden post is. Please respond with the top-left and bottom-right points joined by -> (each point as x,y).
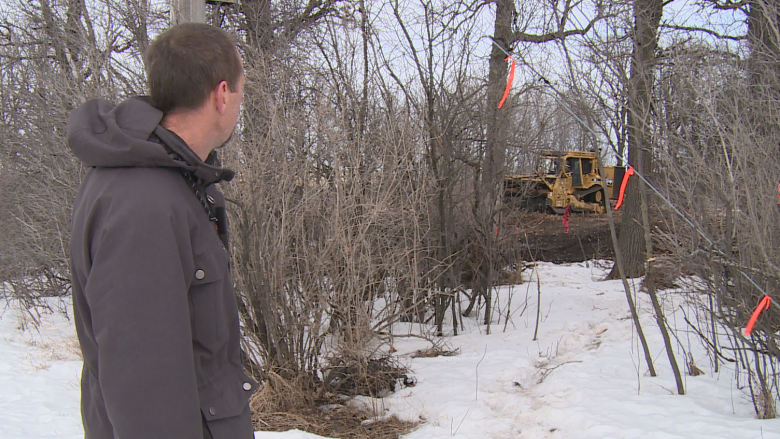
171,0 -> 236,25
171,0 -> 206,24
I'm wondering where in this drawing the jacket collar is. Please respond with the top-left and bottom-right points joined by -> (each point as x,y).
153,125 -> 235,186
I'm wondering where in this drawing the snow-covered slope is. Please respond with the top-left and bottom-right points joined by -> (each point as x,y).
383,262 -> 780,438
0,300 -> 82,439
2,262 -> 780,439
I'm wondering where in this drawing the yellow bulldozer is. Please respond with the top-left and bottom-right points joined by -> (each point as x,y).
504,150 -> 626,214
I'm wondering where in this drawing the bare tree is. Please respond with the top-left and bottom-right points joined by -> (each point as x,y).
607,0 -> 664,279
0,0 -> 164,316
651,0 -> 780,411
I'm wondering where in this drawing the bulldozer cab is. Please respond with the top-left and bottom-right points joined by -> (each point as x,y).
538,151 -> 595,182
541,156 -> 560,176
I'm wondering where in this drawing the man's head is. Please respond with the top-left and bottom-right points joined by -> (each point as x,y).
145,23 -> 244,156
146,23 -> 243,115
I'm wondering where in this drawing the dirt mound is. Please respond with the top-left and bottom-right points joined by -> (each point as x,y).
509,211 -> 619,263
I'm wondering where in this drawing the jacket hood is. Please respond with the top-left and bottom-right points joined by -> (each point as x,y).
67,97 -> 234,185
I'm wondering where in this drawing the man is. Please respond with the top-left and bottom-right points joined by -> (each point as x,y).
67,23 -> 256,439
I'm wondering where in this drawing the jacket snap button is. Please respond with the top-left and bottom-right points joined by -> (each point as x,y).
195,269 -> 205,280
209,407 -> 216,416
243,382 -> 252,391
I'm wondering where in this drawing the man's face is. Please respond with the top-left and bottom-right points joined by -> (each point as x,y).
220,52 -> 245,146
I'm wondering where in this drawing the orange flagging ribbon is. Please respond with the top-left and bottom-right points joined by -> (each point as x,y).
614,166 -> 634,211
745,296 -> 772,336
498,56 -> 516,109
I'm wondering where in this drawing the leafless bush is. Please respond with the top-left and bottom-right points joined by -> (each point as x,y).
0,1 -> 165,317
654,40 -> 780,417
223,1 -> 535,389
224,35 -> 440,386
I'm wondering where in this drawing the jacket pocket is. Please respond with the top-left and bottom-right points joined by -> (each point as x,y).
189,244 -> 229,347
199,371 -> 255,422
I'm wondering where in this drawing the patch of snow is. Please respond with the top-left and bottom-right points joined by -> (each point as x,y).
0,300 -> 82,439
381,262 -> 780,439
3,262 -> 780,438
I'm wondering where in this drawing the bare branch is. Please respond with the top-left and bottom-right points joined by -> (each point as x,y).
661,23 -> 746,41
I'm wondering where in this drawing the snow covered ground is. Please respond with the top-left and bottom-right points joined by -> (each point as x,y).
3,262 -> 780,439
0,299 -> 83,439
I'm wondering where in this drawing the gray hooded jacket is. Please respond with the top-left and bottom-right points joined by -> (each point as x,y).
67,97 -> 256,439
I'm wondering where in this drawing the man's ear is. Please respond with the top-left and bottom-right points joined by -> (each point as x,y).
215,80 -> 229,114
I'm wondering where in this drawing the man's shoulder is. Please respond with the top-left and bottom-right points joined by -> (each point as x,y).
81,166 -> 191,210
91,166 -> 183,190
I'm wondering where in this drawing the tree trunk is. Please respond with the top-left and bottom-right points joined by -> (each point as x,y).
241,0 -> 274,51
609,0 -> 663,279
640,176 -> 684,393
748,0 -> 780,89
478,0 -> 514,332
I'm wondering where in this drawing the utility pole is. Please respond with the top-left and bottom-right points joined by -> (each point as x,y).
171,0 -> 205,24
170,0 -> 236,25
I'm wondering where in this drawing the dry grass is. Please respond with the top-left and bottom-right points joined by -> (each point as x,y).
322,354 -> 414,398
410,346 -> 460,358
11,310 -> 82,372
250,372 -> 419,439
250,371 -> 319,413
252,407 -> 418,439
686,353 -> 704,377
23,336 -> 81,372
640,255 -> 682,292
25,336 -> 81,360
